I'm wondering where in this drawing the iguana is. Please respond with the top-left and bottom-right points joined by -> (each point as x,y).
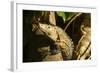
38,23 -> 74,60
76,24 -> 91,60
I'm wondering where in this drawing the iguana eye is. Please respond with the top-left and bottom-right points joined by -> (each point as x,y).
48,33 -> 51,35
48,26 -> 50,28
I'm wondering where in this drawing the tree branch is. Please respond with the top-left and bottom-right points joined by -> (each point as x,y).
64,13 -> 82,31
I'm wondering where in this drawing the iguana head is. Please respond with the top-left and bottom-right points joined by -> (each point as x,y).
38,23 -> 58,41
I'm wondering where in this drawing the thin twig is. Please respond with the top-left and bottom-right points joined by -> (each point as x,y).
64,13 -> 82,31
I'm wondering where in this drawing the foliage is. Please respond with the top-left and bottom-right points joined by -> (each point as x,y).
56,12 -> 77,22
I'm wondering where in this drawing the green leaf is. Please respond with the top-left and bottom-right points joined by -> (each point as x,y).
65,12 -> 77,21
56,12 -> 66,22
56,12 -> 77,22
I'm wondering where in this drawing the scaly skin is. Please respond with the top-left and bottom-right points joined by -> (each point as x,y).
39,23 -> 74,60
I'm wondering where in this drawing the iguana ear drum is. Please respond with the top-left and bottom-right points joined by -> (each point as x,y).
50,44 -> 61,55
